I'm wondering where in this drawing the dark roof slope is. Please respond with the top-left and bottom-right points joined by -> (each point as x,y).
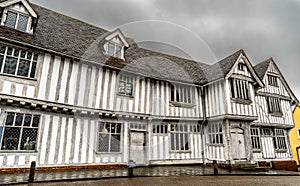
254,58 -> 271,80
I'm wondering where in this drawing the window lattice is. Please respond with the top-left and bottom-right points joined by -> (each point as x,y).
0,112 -> 40,151
170,84 -> 192,103
98,122 -> 121,153
207,122 -> 223,144
0,45 -> 38,78
250,127 -> 261,149
118,74 -> 133,96
170,124 -> 191,151
4,11 -> 29,32
230,78 -> 250,100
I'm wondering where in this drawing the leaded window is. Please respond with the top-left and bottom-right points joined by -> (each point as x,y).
170,84 -> 192,103
170,124 -> 191,151
230,78 -> 250,100
98,122 -> 121,153
4,11 -> 29,32
0,45 -> 38,78
118,74 -> 133,96
152,123 -> 168,134
274,129 -> 287,150
267,97 -> 282,114
207,122 -> 223,144
0,112 -> 40,151
250,127 -> 261,150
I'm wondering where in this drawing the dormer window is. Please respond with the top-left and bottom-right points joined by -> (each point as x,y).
0,0 -> 38,34
4,10 -> 29,32
107,42 -> 122,58
103,29 -> 129,60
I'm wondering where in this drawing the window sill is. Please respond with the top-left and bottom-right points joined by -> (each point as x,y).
269,113 -> 283,117
169,101 -> 195,108
0,73 -> 37,82
116,93 -> 134,98
96,152 -> 122,154
275,149 -> 288,153
170,150 -> 191,153
207,144 -> 224,147
0,150 -> 37,153
231,98 -> 252,105
252,149 -> 262,153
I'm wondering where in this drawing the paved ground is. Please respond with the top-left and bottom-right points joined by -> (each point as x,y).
1,166 -> 300,185
12,176 -> 300,186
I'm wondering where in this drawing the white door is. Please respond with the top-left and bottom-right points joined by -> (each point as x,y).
130,131 -> 146,165
231,128 -> 246,160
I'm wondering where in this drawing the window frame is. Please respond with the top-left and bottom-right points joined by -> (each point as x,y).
207,122 -> 223,145
238,63 -> 245,71
3,9 -> 30,33
0,112 -> 40,152
267,96 -> 282,115
97,122 -> 122,153
170,124 -> 191,152
273,129 -> 287,151
117,74 -> 134,97
106,41 -> 123,58
170,84 -> 194,106
230,78 -> 251,102
250,127 -> 261,151
0,44 -> 38,79
267,75 -> 279,87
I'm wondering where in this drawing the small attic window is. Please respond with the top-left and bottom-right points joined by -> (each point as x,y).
238,63 -> 245,71
107,42 -> 122,58
4,10 -> 29,32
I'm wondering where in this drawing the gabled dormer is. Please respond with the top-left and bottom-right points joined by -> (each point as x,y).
102,29 -> 129,60
0,0 -> 37,34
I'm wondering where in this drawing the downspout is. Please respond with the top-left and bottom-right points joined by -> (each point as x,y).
200,86 -> 207,167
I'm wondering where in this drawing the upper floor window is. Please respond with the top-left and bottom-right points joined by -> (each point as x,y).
97,122 -> 121,153
170,84 -> 192,104
107,42 -> 122,58
267,97 -> 282,114
268,75 -> 278,87
230,79 -> 250,100
4,10 -> 29,32
118,74 -> 133,96
0,112 -> 40,151
238,63 -> 245,71
0,44 -> 38,78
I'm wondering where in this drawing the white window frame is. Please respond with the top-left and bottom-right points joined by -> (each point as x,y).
250,127 -> 261,151
170,124 -> 191,152
0,44 -> 38,79
0,112 -> 40,151
2,9 -> 31,33
97,122 -> 122,153
267,97 -> 282,114
207,122 -> 223,145
106,41 -> 123,59
274,129 -> 287,150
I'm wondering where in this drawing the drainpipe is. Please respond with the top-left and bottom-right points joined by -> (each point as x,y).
200,86 -> 207,167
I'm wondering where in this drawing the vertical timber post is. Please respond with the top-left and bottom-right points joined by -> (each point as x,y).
213,160 -> 218,175
28,161 -> 36,183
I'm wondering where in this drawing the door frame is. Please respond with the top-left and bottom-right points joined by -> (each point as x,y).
129,130 -> 147,165
230,127 -> 247,161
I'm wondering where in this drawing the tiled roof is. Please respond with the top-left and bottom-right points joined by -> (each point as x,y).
254,58 -> 271,80
0,1 -> 252,85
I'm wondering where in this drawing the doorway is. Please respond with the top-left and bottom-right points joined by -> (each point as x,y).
129,131 -> 146,165
231,128 -> 246,160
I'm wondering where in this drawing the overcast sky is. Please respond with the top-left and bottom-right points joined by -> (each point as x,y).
31,0 -> 300,99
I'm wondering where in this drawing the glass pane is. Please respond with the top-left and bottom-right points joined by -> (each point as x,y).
30,61 -> 36,78
7,47 -> 13,56
0,45 -> 6,54
20,128 -> 37,150
98,133 -> 109,152
5,113 -> 15,126
125,83 -> 132,95
15,113 -> 23,126
20,51 -> 26,58
3,56 -> 17,75
1,127 -> 20,150
108,43 -> 115,56
115,45 -> 122,58
32,115 -> 40,127
13,49 -> 19,57
110,134 -> 120,152
17,59 -> 30,77
118,81 -> 125,94
16,14 -> 28,32
24,115 -> 32,126
27,52 -> 32,60
33,54 -> 38,61
5,11 -> 17,28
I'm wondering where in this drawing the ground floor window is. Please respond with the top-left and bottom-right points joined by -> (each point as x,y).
274,129 -> 287,150
207,122 -> 223,144
98,122 -> 122,153
250,127 -> 261,150
0,112 -> 40,151
170,124 -> 191,151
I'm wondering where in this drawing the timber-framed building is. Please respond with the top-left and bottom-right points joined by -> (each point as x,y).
0,0 -> 298,171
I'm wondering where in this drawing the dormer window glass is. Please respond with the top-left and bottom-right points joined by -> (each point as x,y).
4,11 -> 29,32
107,42 -> 122,58
268,75 -> 278,87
